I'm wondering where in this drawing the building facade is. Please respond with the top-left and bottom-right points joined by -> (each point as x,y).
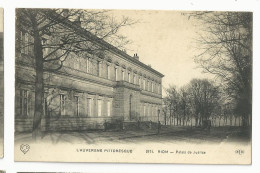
15,11 -> 164,132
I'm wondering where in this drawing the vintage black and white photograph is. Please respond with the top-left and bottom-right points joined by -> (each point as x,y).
14,8 -> 252,164
0,8 -> 4,158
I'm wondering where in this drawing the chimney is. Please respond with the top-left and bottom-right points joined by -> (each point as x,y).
133,53 -> 139,60
62,9 -> 69,17
74,16 -> 81,26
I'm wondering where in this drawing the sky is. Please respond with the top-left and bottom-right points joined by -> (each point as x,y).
0,9 -> 213,94
108,10 -> 213,95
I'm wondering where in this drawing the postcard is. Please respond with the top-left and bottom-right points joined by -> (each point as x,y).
0,8 -> 4,158
14,8 -> 252,164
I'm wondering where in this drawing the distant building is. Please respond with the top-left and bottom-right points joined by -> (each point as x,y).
15,11 -> 164,132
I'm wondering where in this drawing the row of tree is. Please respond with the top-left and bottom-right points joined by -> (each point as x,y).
163,79 -> 246,127
164,11 -> 252,129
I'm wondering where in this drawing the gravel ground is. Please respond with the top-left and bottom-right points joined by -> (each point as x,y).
15,126 -> 251,145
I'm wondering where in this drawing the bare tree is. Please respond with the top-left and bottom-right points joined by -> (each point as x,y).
16,8 -> 136,139
188,79 -> 219,126
165,85 -> 179,126
187,12 -> 252,127
179,86 -> 189,126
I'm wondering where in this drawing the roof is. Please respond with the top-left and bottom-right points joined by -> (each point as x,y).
43,10 -> 164,78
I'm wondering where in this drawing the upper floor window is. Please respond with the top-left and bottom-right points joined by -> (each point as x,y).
115,67 -> 118,81
107,64 -> 110,79
97,61 -> 101,77
19,31 -> 32,55
86,58 -> 90,73
122,70 -> 125,81
128,72 -> 131,83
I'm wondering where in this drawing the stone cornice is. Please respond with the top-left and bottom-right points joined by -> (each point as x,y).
115,80 -> 141,91
42,10 -> 164,78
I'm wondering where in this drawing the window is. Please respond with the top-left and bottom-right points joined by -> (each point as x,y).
122,70 -> 125,80
20,31 -> 25,54
115,67 -> 118,81
87,98 -> 92,116
143,79 -> 145,89
151,82 -> 154,92
133,74 -> 136,84
74,58 -> 79,70
107,101 -> 111,117
97,99 -> 102,117
107,65 -> 110,79
147,81 -> 150,91
60,94 -> 66,116
144,104 -> 146,116
74,96 -> 79,116
86,58 -> 90,73
151,105 -> 154,116
128,73 -> 131,83
25,33 -> 29,54
44,97 -> 48,116
97,61 -> 101,76
20,90 -> 28,116
28,34 -> 34,54
139,77 -> 141,87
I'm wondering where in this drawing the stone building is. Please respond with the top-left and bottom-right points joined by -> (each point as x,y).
15,11 -> 164,132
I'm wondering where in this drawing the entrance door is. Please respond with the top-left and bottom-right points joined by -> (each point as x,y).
129,95 -> 132,120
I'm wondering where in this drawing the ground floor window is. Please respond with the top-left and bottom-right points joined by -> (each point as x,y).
107,101 -> 111,116
20,90 -> 28,116
44,97 -> 48,116
98,99 -> 102,117
60,94 -> 65,116
143,104 -> 146,116
87,98 -> 92,116
74,96 -> 79,116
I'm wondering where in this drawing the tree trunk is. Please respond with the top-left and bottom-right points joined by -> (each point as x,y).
195,116 -> 198,127
32,18 -> 44,140
164,113 -> 167,125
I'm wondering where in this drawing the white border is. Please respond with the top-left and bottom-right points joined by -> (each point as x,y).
0,0 -> 259,172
